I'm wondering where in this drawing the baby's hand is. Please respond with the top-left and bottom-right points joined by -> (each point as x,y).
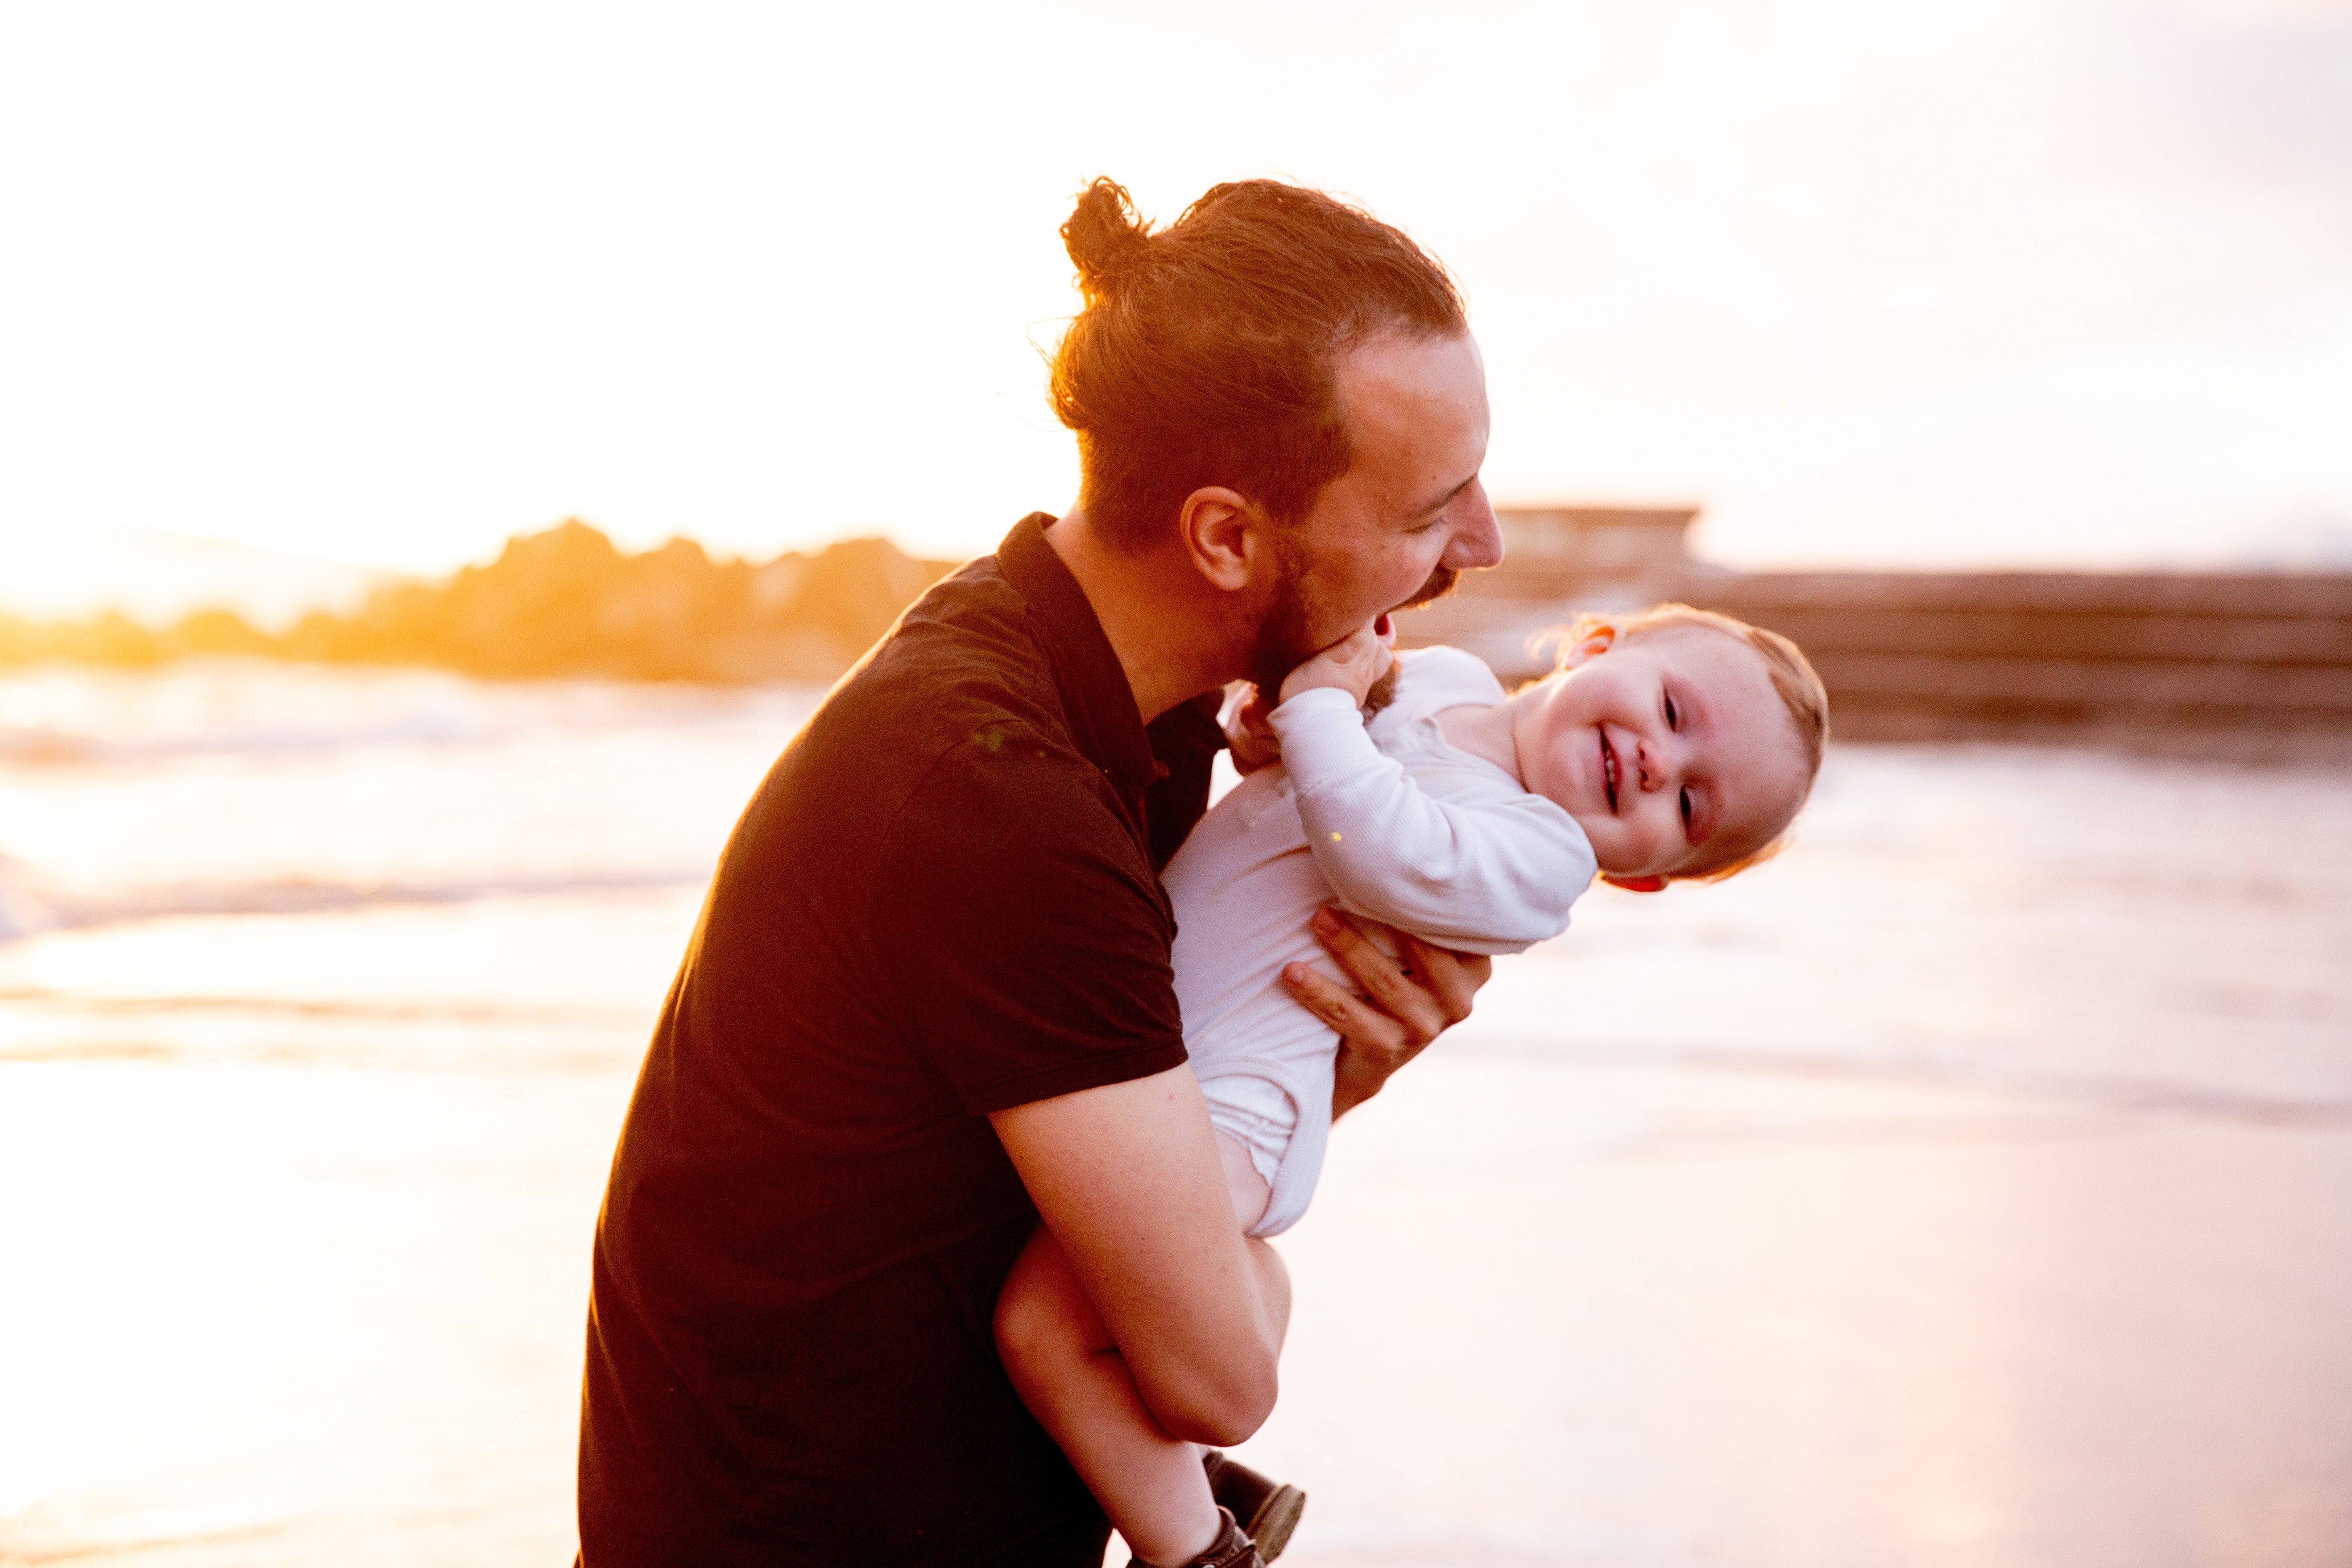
1279,615 -> 1396,709
1223,683 -> 1282,774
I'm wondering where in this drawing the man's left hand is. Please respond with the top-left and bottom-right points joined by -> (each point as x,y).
1280,908 -> 1489,1119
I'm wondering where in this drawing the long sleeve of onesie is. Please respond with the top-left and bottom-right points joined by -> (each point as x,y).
1266,685 -> 1596,956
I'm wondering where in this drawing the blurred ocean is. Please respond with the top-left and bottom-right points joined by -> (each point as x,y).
4,659 -> 2350,1568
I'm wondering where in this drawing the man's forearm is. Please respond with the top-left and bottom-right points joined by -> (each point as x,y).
990,1067 -> 1284,1445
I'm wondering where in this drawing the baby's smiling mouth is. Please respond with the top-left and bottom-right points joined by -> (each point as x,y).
1599,729 -> 1620,811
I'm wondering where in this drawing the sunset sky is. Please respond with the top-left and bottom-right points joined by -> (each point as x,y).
4,0 -> 2350,598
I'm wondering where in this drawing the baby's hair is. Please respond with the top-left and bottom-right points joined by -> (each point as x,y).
1534,603 -> 1831,883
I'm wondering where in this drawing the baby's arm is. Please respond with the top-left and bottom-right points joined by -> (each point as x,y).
1269,686 -> 1596,954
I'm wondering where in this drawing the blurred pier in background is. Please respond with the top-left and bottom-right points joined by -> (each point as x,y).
19,512 -> 2352,755
1404,509 -> 2352,754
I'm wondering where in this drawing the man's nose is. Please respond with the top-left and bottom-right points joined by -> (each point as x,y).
1441,483 -> 1504,571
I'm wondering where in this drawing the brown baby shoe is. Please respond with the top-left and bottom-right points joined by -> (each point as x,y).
1201,1451 -> 1307,1562
1127,1505 -> 1262,1568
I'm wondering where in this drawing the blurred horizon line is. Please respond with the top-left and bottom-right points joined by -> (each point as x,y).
16,507 -> 2352,634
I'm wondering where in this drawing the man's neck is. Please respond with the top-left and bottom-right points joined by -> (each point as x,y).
1043,509 -> 1244,723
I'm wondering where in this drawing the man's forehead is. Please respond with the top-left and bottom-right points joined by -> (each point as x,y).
1332,331 -> 1488,513
1337,329 -> 1482,409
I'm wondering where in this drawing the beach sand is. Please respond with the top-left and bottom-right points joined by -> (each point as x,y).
2,668 -> 2347,1566
1256,1057 -> 2352,1566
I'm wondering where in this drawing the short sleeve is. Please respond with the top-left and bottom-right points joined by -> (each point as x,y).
865,722 -> 1190,1115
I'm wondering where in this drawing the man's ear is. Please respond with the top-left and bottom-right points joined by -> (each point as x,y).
1177,486 -> 1266,594
1600,873 -> 1667,893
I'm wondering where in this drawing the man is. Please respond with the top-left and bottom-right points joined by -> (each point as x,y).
578,176 -> 1505,1566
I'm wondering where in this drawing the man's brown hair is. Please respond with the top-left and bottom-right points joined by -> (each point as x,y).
1050,178 -> 1467,552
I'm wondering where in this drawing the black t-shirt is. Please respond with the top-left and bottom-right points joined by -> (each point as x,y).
578,515 -> 1224,1566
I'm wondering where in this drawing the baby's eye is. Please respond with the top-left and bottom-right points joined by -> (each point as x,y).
1663,690 -> 1680,728
1679,786 -> 1694,831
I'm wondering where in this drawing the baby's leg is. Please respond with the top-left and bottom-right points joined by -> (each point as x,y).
1212,1129 -> 1275,1230
995,1226 -> 1222,1564
994,1140 -> 1276,1566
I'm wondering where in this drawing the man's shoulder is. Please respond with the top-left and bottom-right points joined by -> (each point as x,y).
811,556 -> 1069,769
775,553 -> 1153,894
716,553 -> 1082,900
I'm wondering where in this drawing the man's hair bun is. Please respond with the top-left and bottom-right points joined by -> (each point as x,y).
1061,178 -> 1152,301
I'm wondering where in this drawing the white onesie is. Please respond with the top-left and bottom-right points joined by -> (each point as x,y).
1162,645 -> 1598,1237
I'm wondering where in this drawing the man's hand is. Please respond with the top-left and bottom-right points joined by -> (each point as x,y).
1276,615 -> 1396,709
1280,908 -> 1490,1119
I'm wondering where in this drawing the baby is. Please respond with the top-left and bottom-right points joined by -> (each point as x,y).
994,604 -> 1830,1568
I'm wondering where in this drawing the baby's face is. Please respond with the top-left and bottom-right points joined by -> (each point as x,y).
1516,627 -> 1809,880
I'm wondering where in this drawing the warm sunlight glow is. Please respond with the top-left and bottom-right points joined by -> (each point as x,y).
6,13 -> 2351,1563
3,0 -> 2350,612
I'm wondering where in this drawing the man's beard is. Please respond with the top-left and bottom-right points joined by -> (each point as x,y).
1245,549 -> 1461,698
1398,563 -> 1459,612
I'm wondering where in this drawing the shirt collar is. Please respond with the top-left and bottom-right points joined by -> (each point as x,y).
996,513 -> 1161,791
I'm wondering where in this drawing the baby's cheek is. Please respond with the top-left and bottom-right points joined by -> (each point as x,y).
1576,818 -> 1621,872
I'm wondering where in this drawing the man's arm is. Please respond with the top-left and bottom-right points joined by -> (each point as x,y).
989,1065 -> 1288,1446
987,912 -> 1485,1445
877,732 -> 1282,1442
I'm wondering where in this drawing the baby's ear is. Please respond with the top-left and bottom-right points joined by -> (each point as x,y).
1549,623 -> 1617,670
1601,873 -> 1668,894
